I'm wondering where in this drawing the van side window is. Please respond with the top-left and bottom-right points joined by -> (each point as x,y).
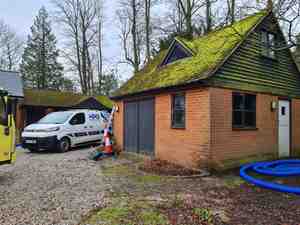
70,113 -> 85,125
0,97 -> 6,126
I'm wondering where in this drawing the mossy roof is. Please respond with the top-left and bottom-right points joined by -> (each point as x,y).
113,11 -> 268,98
24,89 -> 113,109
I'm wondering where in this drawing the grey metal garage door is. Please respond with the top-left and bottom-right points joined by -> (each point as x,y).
124,98 -> 155,155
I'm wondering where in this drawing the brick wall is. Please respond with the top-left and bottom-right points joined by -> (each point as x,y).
113,87 -> 300,170
155,88 -> 210,169
292,99 -> 300,155
113,101 -> 124,151
210,87 -> 278,169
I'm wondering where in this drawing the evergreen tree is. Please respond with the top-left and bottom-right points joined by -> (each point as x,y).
20,7 -> 64,90
94,69 -> 120,96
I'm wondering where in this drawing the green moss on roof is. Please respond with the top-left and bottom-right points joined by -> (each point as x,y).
24,89 -> 113,109
113,11 -> 267,97
94,95 -> 114,109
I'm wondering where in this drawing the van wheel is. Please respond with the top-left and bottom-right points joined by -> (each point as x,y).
58,137 -> 70,153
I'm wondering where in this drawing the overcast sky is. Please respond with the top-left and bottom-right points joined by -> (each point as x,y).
0,0 -> 131,82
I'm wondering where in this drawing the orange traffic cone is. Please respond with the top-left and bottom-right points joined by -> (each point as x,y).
103,128 -> 113,154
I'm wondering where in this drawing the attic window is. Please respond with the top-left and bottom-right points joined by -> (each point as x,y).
261,31 -> 276,59
161,42 -> 191,66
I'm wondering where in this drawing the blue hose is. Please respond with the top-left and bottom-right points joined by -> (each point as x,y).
240,160 -> 300,195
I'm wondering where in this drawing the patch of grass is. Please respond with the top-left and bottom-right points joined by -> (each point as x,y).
92,206 -> 130,225
193,208 -> 213,223
82,197 -> 169,225
139,211 -> 169,225
102,164 -> 135,177
102,164 -> 164,185
172,194 -> 184,208
135,174 -> 162,184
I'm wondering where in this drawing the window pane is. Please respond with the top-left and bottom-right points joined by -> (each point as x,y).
281,106 -> 286,116
0,97 -> 6,126
245,112 -> 256,127
0,97 -> 4,116
172,94 -> 185,128
174,95 -> 185,109
233,94 -> 244,110
245,94 -> 256,111
268,33 -> 275,47
233,111 -> 243,126
168,46 -> 189,62
173,110 -> 185,127
261,31 -> 268,44
261,31 -> 276,58
71,113 -> 85,125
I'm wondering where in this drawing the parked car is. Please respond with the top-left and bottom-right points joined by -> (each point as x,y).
21,110 -> 109,152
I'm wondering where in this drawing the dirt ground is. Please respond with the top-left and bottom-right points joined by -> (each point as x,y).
1,149 -> 300,225
82,154 -> 300,225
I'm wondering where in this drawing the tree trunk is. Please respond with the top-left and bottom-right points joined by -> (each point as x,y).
186,0 -> 193,38
205,0 -> 212,33
230,0 -> 235,24
6,43 -> 13,71
145,0 -> 151,62
97,8 -> 103,94
131,0 -> 139,72
41,16 -> 46,89
80,9 -> 88,94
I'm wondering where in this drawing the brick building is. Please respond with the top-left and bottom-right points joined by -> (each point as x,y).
111,10 -> 300,170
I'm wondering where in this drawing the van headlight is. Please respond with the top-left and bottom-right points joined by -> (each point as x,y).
36,127 -> 60,132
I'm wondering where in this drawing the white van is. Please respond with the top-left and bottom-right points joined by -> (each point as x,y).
21,110 -> 109,152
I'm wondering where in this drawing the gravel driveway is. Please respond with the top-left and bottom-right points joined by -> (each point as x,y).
0,148 -> 107,225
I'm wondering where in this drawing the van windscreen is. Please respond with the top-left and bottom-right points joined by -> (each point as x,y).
38,111 -> 73,124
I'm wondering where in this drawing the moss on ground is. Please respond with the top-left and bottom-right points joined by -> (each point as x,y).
81,197 -> 169,225
192,208 -> 214,223
102,164 -> 163,185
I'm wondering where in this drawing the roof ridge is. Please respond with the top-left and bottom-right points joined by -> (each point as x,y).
178,10 -> 268,49
25,88 -> 84,96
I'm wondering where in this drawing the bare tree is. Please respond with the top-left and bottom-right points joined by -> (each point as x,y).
0,20 -> 23,71
145,0 -> 152,62
205,0 -> 213,32
117,0 -> 143,72
96,0 -> 104,93
177,0 -> 206,37
226,0 -> 236,24
52,0 -> 100,94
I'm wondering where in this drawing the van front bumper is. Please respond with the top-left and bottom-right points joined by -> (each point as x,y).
22,136 -> 58,150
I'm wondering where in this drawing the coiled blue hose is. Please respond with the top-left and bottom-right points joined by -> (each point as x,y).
240,160 -> 300,195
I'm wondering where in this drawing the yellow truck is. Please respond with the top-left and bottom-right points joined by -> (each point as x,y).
0,88 -> 16,165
